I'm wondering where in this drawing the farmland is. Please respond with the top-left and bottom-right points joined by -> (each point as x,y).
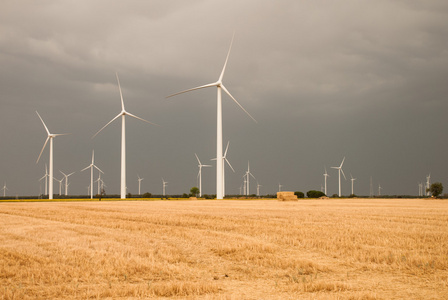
1,199 -> 447,299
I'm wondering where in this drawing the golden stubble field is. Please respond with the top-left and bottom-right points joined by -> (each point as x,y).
0,199 -> 447,299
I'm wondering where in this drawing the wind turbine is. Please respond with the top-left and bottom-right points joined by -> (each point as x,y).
378,183 -> 383,196
331,157 -> 346,197
1,182 -> 8,197
137,175 -> 144,195
195,154 -> 211,197
81,150 -> 104,199
214,141 -> 235,197
257,182 -> 262,197
166,33 -> 256,199
245,161 -> 256,196
93,73 -> 158,199
55,177 -> 64,195
278,183 -> 283,192
426,174 -> 431,196
323,167 -> 330,196
36,111 -> 69,200
162,178 -> 168,196
59,171 -> 75,196
350,174 -> 356,195
39,164 -> 49,196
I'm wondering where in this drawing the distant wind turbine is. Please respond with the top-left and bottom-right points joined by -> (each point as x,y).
195,154 -> 211,197
55,177 -> 64,195
59,170 -> 75,196
331,157 -> 346,197
166,33 -> 256,199
81,150 -> 104,199
36,111 -> 69,200
257,182 -> 262,197
323,167 -> 330,196
162,178 -> 168,196
93,73 -> 158,199
378,183 -> 383,196
137,175 -> 144,195
278,183 -> 283,192
350,174 -> 356,195
1,182 -> 8,197
39,164 -> 49,196
245,161 -> 256,196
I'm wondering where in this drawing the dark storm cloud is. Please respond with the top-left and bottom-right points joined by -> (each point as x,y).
1,0 -> 447,197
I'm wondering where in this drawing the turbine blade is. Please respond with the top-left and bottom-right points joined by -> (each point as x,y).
225,158 -> 235,173
94,165 -> 104,174
341,169 -> 347,180
91,150 -> 95,164
330,167 -> 338,170
166,82 -> 217,98
92,113 -> 122,139
36,111 -> 50,135
340,157 -> 345,168
53,133 -> 71,137
59,170 -> 67,177
203,165 -> 212,167
81,165 -> 91,172
218,32 -> 235,82
36,137 -> 50,163
195,153 -> 201,165
126,111 -> 160,126
116,72 -> 125,111
221,84 -> 257,123
250,172 -> 256,180
67,172 -> 75,177
224,141 -> 230,157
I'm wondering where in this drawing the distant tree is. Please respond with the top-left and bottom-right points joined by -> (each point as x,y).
182,193 -> 189,198
127,193 -> 132,198
307,190 -> 326,198
429,182 -> 443,197
331,193 -> 339,198
142,192 -> 151,198
190,187 -> 199,197
294,191 -> 305,198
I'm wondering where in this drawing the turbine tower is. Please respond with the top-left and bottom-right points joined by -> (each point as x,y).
137,175 -> 144,195
426,174 -> 431,196
378,183 -> 383,196
350,174 -> 356,195
60,171 -> 75,196
93,73 -> 158,199
323,167 -> 329,196
55,177 -> 64,195
166,34 -> 256,199
257,182 -> 262,197
195,154 -> 211,197
222,142 -> 235,197
331,157 -> 346,197
36,111 -> 69,200
81,150 -> 104,199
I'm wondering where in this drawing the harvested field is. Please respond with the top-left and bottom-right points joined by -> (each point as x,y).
0,199 -> 447,299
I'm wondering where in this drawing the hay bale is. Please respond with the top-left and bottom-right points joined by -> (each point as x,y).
189,197 -> 198,200
277,191 -> 298,201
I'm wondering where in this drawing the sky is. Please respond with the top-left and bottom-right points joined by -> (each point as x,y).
1,0 -> 447,197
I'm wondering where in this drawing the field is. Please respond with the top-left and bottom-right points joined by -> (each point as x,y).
1,199 -> 447,299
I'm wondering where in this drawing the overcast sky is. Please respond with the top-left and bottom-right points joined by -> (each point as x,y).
1,1 -> 447,197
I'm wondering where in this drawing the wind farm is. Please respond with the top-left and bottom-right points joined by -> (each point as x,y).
1,2 -> 448,299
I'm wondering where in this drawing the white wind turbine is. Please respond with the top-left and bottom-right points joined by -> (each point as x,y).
195,154 -> 211,197
39,164 -> 49,196
278,183 -> 283,192
59,171 -> 75,196
55,177 -> 64,195
1,182 -> 8,197
245,161 -> 256,196
323,167 -> 330,196
36,111 -> 69,200
350,174 -> 356,195
257,182 -> 262,197
162,178 -> 168,196
426,174 -> 431,196
378,183 -> 383,196
167,34 -> 256,200
81,150 -> 104,199
331,157 -> 346,197
137,175 -> 144,195
93,73 -> 158,199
